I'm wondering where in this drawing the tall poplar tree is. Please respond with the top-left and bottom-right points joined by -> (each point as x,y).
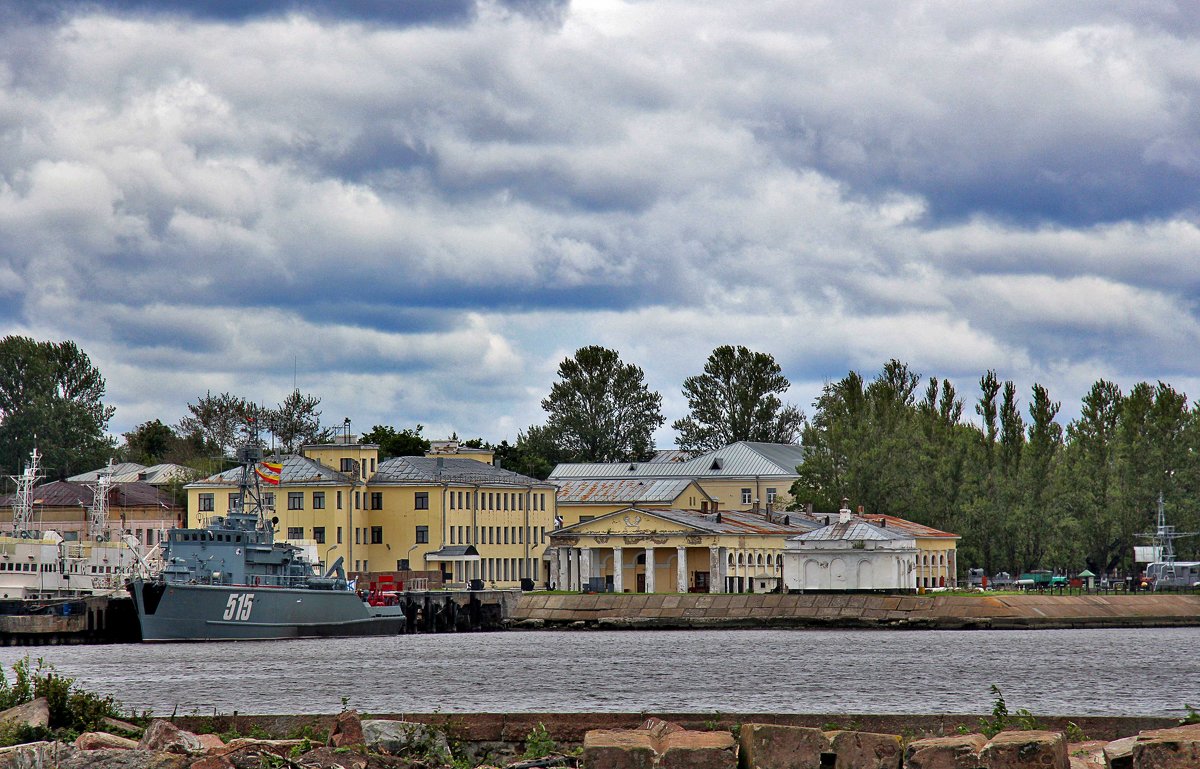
541,346 -> 663,462
673,345 -> 803,454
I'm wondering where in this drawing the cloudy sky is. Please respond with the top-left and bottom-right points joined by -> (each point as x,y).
3,0 -> 1200,447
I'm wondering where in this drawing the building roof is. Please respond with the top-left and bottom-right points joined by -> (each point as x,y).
553,478 -> 710,505
553,506 -> 819,537
548,441 -> 805,480
0,480 -> 178,509
371,456 -> 550,487
647,450 -> 692,464
187,454 -> 352,488
69,462 -> 195,485
789,517 -> 912,543
856,514 -> 960,540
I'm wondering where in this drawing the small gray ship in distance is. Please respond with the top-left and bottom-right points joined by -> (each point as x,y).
128,431 -> 404,642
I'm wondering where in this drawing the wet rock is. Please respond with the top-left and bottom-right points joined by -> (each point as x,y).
361,719 -> 451,762
139,721 -> 206,755
739,723 -> 832,769
76,731 -> 141,750
904,733 -> 987,769
0,698 -> 49,730
979,730 -> 1067,769
329,709 -> 364,748
826,729 -> 901,769
1131,734 -> 1200,768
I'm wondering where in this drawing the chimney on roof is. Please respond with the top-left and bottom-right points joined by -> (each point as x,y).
805,502 -> 813,514
839,498 -> 852,525
715,512 -> 722,524
857,505 -> 864,514
880,518 -> 886,527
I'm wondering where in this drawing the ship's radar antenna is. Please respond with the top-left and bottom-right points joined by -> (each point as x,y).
9,447 -> 43,538
86,459 -> 115,540
1136,492 -> 1197,588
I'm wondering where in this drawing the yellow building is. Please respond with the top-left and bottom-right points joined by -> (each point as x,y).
363,454 -> 557,586
185,439 -> 558,588
547,506 -> 819,593
548,442 -> 807,519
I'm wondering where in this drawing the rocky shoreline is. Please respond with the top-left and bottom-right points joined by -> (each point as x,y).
0,700 -> 1195,768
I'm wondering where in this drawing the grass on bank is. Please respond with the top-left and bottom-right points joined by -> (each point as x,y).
0,656 -> 140,746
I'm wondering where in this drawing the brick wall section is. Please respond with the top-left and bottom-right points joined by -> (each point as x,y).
511,593 -> 1200,629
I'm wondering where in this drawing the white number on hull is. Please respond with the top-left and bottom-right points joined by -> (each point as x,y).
222,593 -> 255,621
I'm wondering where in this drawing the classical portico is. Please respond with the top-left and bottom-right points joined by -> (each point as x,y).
547,506 -> 818,594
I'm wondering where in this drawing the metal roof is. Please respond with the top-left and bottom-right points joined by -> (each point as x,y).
856,514 -> 959,539
0,480 -> 178,509
371,457 -> 550,487
548,441 -> 805,480
553,478 -> 705,505
554,506 -> 819,537
789,518 -> 911,543
187,454 -> 352,488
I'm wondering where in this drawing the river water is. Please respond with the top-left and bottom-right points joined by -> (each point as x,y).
0,628 -> 1195,719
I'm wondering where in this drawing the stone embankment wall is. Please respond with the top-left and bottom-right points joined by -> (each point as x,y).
511,592 -> 1200,630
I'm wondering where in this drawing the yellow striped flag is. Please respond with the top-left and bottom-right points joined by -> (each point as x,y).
256,461 -> 282,486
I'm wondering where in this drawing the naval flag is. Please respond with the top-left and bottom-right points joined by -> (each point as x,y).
256,461 -> 282,486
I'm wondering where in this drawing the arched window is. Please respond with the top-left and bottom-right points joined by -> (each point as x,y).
728,553 -> 735,566
766,554 -> 773,567
757,554 -> 764,567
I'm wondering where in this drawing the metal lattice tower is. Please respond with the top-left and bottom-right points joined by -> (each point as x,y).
1137,492 -> 1197,584
87,459 -> 115,540
9,448 -> 43,537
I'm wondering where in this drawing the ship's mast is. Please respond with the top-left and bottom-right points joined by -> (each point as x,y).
86,459 -> 115,540
1137,492 -> 1197,585
233,417 -> 269,530
9,447 -> 43,537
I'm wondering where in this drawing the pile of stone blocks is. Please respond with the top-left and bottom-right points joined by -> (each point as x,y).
582,720 -> 1200,769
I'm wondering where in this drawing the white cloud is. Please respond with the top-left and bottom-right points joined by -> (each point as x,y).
1,1 -> 1199,444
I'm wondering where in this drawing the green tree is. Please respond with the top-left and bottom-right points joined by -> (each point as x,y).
541,346 -> 663,462
361,424 -> 431,459
1058,380 -> 1123,573
176,391 -> 258,456
0,337 -> 116,479
498,425 -> 569,480
673,345 -> 803,454
264,389 -> 332,452
122,419 -> 177,464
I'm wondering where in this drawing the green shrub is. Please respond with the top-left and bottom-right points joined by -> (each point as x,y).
0,656 -> 122,742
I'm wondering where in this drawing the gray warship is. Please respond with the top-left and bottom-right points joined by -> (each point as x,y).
128,437 -> 404,642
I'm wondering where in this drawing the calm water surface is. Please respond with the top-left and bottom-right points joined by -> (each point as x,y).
1,628 -> 1195,718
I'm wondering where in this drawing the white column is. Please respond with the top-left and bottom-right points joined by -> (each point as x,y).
550,550 -> 561,590
566,548 -> 577,591
676,546 -> 687,593
644,547 -> 656,593
613,547 -> 624,593
580,548 -> 592,591
709,547 -> 722,594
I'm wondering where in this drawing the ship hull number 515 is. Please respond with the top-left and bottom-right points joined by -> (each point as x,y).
222,593 -> 255,621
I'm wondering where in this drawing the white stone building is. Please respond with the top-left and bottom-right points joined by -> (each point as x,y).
783,505 -> 918,592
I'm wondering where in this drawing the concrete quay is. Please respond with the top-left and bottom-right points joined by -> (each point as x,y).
510,592 -> 1200,630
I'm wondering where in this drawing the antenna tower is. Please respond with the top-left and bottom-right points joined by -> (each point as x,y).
86,459 -> 115,540
9,447 -> 43,537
